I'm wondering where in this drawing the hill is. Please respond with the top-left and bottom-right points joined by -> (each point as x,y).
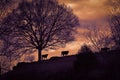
1,50 -> 120,80
1,55 -> 76,80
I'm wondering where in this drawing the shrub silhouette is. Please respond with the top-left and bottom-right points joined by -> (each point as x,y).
78,44 -> 93,54
74,45 -> 97,72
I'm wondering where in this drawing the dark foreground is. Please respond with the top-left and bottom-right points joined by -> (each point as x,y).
1,50 -> 120,80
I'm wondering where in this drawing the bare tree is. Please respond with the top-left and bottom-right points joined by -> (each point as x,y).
0,0 -> 16,75
2,0 -> 79,61
85,24 -> 112,51
0,20 -> 26,75
107,0 -> 120,49
0,35 -> 27,74
109,15 -> 120,48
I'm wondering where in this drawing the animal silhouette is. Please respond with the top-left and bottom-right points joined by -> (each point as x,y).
61,51 -> 69,56
42,54 -> 48,60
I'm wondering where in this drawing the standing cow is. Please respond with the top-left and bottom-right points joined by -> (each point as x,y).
61,51 -> 69,56
42,54 -> 48,60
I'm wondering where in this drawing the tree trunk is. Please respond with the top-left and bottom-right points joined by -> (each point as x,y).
38,49 -> 42,61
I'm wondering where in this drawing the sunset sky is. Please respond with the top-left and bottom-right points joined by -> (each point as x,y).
0,0 -> 118,60
59,0 -> 108,20
42,0 -> 113,59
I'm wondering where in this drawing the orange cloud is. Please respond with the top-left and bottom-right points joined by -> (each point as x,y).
59,0 -> 109,20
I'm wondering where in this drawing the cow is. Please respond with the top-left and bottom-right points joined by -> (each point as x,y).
61,51 -> 69,56
42,54 -> 48,60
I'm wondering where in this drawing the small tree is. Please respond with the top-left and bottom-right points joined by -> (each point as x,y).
2,0 -> 79,61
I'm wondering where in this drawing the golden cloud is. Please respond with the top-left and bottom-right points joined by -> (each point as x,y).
59,0 -> 117,20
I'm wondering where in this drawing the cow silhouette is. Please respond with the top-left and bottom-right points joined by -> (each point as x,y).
61,51 -> 69,56
42,54 -> 48,60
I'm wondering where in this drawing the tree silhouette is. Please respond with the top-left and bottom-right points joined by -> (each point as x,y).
110,15 -> 120,48
85,24 -> 112,51
2,0 -> 79,61
0,30 -> 31,74
0,0 -> 16,75
107,0 -> 120,49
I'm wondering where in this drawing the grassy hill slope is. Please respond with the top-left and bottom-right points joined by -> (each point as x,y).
1,50 -> 120,80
